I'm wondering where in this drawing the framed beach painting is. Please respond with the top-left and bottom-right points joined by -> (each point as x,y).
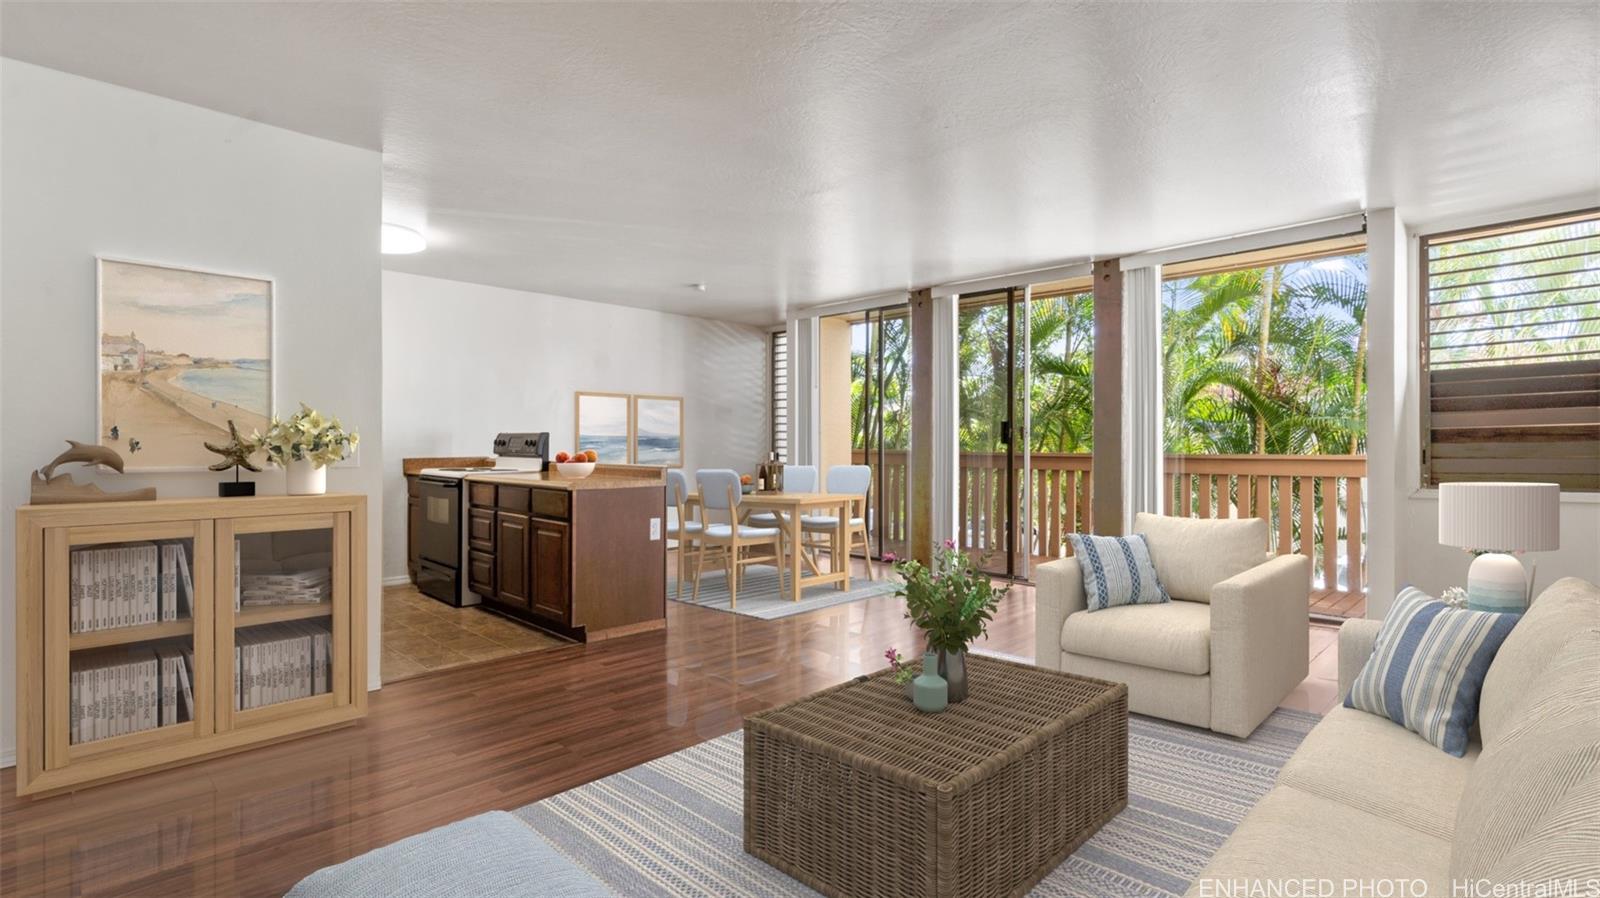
632,395 -> 683,466
575,391 -> 633,463
97,258 -> 273,471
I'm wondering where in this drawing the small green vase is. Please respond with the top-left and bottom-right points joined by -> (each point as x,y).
912,651 -> 948,713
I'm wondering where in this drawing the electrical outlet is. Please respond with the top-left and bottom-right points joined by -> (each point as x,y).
333,445 -> 360,469
649,517 -> 661,541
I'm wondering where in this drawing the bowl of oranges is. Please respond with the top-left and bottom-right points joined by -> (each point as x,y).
552,449 -> 598,478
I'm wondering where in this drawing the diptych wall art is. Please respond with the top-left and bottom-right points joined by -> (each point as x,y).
574,391 -> 685,464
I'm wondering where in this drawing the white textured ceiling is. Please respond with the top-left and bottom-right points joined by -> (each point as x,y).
4,2 -> 1597,324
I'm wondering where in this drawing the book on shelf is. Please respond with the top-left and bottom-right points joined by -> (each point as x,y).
70,647 -> 155,744
160,541 -> 194,622
70,541 -> 193,633
177,647 -> 195,722
234,620 -> 333,711
238,558 -> 332,607
70,640 -> 196,745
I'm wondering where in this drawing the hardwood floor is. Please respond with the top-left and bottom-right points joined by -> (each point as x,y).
1310,587 -> 1367,619
0,559 -> 1337,898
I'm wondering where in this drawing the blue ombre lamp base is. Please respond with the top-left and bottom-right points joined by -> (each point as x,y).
1466,552 -> 1530,613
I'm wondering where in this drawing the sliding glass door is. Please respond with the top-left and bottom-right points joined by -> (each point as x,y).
957,288 -> 1029,579
854,307 -> 911,561
818,304 -> 910,563
956,275 -> 1095,581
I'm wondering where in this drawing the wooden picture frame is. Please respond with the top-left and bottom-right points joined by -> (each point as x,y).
631,395 -> 684,467
575,391 -> 633,463
96,257 -> 275,472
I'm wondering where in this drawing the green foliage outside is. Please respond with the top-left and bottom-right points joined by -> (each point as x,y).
1426,218 -> 1599,369
1163,254 -> 1368,455
846,252 -> 1371,458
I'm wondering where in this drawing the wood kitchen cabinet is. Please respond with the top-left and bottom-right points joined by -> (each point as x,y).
465,473 -> 664,642
530,518 -> 570,622
493,511 -> 531,609
405,475 -> 422,582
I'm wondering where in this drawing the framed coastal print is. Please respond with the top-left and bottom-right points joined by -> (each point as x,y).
631,395 -> 683,466
97,258 -> 273,471
575,391 -> 632,463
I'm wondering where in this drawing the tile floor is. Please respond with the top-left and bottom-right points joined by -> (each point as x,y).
1287,622 -> 1343,714
381,585 -> 571,682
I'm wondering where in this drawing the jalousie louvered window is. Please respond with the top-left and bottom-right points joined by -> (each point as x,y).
1421,210 -> 1599,491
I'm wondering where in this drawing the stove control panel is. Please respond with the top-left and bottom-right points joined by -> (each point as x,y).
494,432 -> 549,461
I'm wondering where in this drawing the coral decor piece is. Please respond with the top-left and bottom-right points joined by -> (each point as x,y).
205,418 -> 262,496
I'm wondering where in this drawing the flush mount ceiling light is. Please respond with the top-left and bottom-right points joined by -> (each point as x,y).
381,223 -> 427,254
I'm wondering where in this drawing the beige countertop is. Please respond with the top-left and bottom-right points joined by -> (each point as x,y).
401,456 -> 496,476
464,470 -> 664,491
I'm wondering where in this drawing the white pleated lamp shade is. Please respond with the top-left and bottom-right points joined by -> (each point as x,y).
1438,482 -> 1560,552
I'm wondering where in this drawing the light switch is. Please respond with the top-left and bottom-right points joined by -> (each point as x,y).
649,517 -> 661,540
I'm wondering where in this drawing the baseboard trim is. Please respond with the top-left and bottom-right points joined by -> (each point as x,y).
1,748 -> 15,770
382,575 -> 412,587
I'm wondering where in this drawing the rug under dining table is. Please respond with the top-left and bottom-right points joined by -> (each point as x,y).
668,563 -> 898,619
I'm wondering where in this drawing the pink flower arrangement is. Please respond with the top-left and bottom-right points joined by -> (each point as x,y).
884,647 -> 916,684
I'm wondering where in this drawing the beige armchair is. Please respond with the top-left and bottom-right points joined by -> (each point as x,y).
1035,513 -> 1310,738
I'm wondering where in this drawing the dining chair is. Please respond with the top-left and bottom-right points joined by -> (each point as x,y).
664,469 -> 701,600
802,464 -> 877,580
691,469 -> 785,609
748,465 -> 820,577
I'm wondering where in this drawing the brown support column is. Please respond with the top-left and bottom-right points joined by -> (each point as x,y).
909,287 -> 934,564
1092,260 -> 1125,535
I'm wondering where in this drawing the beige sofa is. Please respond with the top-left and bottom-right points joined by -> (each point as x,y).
1035,513 -> 1310,737
1187,577 -> 1600,896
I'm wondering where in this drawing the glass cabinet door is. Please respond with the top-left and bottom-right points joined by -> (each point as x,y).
46,521 -> 213,769
215,512 -> 351,731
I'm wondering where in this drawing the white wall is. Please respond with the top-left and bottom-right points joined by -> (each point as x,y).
1363,209 -> 1413,617
1363,196 -> 1600,615
381,271 -> 769,582
0,60 -> 385,765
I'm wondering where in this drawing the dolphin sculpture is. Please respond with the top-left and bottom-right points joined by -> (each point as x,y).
30,440 -> 156,504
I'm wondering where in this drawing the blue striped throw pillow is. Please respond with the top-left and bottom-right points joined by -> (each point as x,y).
1066,533 -> 1170,611
1345,587 -> 1520,756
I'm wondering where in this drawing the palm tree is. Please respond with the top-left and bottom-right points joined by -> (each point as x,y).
1162,253 -> 1368,455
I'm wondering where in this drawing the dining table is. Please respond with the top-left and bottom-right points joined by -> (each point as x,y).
687,491 -> 855,603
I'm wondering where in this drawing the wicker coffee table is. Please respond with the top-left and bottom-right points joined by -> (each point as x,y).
744,654 -> 1128,898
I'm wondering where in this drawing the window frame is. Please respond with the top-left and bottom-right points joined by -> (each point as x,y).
1417,207 -> 1600,491
769,328 -> 789,463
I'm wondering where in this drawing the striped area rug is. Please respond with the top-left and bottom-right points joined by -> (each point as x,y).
516,708 -> 1321,897
668,563 -> 898,619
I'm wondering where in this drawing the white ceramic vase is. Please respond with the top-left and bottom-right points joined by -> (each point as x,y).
1466,552 -> 1529,612
286,457 -> 327,495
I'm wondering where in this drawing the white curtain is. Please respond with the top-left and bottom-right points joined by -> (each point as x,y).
931,293 -> 960,547
786,315 -> 821,466
1121,266 -> 1164,524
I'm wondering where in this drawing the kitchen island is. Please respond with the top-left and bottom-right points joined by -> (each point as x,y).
464,466 -> 666,642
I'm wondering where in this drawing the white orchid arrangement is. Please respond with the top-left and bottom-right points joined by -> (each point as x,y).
254,404 -> 359,469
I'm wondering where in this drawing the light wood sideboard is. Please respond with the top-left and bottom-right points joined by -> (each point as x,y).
14,493 -> 367,797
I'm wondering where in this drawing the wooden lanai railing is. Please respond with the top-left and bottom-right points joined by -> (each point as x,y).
855,450 -> 1367,593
